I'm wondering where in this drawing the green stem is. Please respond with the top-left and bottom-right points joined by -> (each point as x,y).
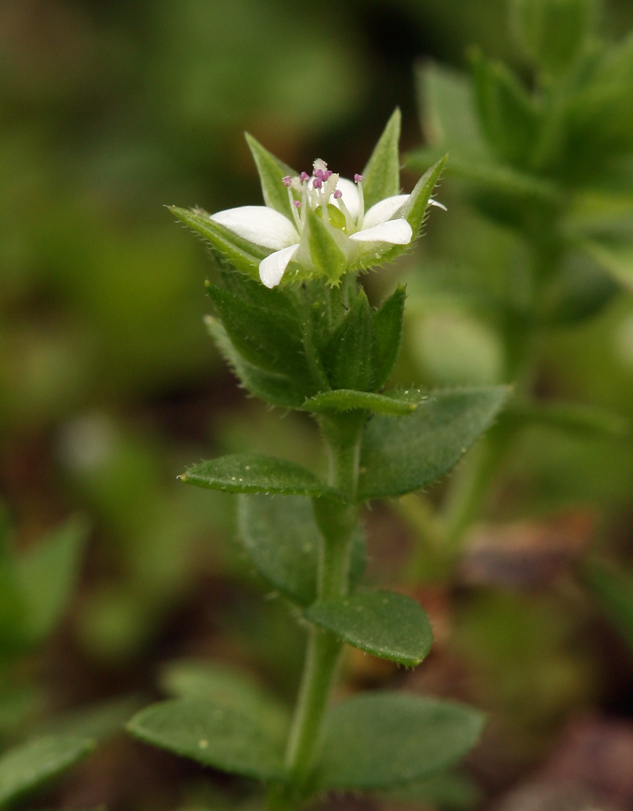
267,412 -> 363,810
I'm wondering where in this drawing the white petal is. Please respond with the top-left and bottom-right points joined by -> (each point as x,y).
211,206 -> 299,251
333,178 -> 361,219
362,194 -> 409,229
350,218 -> 413,245
259,244 -> 300,288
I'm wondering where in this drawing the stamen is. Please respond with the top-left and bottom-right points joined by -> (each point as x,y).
282,176 -> 292,187
300,171 -> 310,183
313,178 -> 323,189
354,173 -> 363,183
333,190 -> 342,199
313,158 -> 328,173
354,174 -> 365,228
293,200 -> 302,207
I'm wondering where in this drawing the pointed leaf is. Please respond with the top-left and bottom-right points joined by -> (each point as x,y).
207,319 -> 308,408
315,693 -> 485,791
245,133 -> 296,219
238,494 -> 366,605
0,735 -> 95,807
170,207 -> 265,279
159,660 -> 290,743
206,283 -> 306,379
358,387 -> 509,500
305,590 -> 433,666
583,239 -> 633,291
302,389 -> 422,416
15,516 -> 88,645
372,285 -> 406,390
180,454 -> 345,500
325,289 -> 373,391
127,698 -> 285,781
401,156 -> 448,237
362,109 -> 402,211
503,400 -> 629,438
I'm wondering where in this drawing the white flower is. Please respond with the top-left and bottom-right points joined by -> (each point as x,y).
210,160 -> 445,288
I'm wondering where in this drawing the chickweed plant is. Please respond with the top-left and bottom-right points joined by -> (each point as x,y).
126,111 -> 509,809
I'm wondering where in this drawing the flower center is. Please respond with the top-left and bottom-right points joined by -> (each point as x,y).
282,160 -> 364,235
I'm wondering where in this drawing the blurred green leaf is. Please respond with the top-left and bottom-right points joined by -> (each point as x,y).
315,693 -> 485,791
377,771 -> 482,810
180,454 -> 344,499
583,557 -> 633,655
127,698 -> 285,781
503,400 -> 630,437
159,660 -> 290,743
305,590 -> 433,666
0,735 -> 95,807
509,0 -> 594,75
358,387 -> 509,500
15,516 -> 89,645
583,239 -> 633,291
302,389 -> 421,416
237,495 -> 365,605
361,109 -> 402,211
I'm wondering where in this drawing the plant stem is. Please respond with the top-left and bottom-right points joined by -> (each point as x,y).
266,412 -> 363,810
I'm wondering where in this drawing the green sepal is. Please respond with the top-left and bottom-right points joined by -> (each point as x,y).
237,494 -> 366,605
324,288 -> 373,391
358,387 -> 509,501
372,285 -> 406,389
179,454 -> 345,500
15,516 -> 89,646
0,735 -> 95,807
244,133 -> 297,219
400,156 -> 448,237
302,389 -> 422,416
206,283 -> 307,380
169,207 -> 265,279
314,693 -> 486,791
305,590 -> 433,667
159,660 -> 290,744
361,108 -> 402,211
469,47 -> 541,168
583,557 -> 633,656
207,319 -> 308,408
127,698 -> 286,782
299,207 -> 349,285
509,0 -> 594,75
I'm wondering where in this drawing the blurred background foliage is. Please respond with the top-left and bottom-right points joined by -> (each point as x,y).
3,0 -> 633,809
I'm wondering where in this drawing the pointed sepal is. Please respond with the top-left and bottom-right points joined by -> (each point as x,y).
362,109 -> 402,211
245,133 -> 297,219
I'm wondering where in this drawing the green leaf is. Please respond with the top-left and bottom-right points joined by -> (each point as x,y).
302,389 -> 422,416
305,590 -> 433,666
401,156 -> 448,237
207,319 -> 308,408
361,109 -> 402,211
358,387 -> 509,501
159,660 -> 290,744
583,239 -> 633,291
245,133 -> 296,219
315,693 -> 485,791
180,454 -> 345,500
503,400 -> 629,438
127,698 -> 285,781
0,735 -> 95,807
583,557 -> 633,655
300,207 -> 348,285
510,0 -> 594,75
372,285 -> 406,390
206,283 -> 307,379
416,62 -> 488,157
325,289 -> 373,392
237,495 -> 366,605
169,207 -> 265,279
15,516 -> 88,645
377,771 -> 482,810
469,48 -> 541,167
